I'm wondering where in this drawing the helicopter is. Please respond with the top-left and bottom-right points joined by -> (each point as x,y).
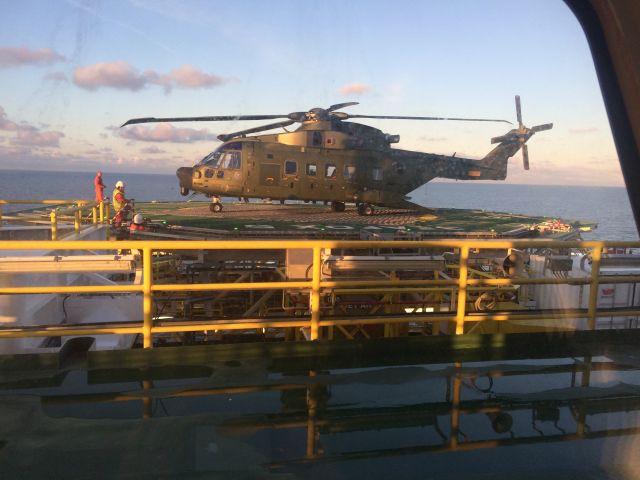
121,96 -> 552,215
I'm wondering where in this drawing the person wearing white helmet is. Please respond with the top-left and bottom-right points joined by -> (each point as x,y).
129,213 -> 146,233
111,180 -> 131,228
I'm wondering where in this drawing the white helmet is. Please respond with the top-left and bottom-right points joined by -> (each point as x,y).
133,213 -> 144,225
116,180 -> 125,189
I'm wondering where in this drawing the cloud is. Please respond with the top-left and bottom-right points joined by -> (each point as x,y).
0,106 -> 18,131
11,126 -> 65,147
339,83 -> 370,96
115,123 -> 217,143
152,64 -> 227,90
0,46 -> 65,68
140,145 -> 166,154
44,71 -> 68,83
73,61 -> 147,91
73,61 -> 231,92
569,127 -> 598,134
0,106 -> 64,147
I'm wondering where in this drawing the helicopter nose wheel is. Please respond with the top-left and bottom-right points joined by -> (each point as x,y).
209,196 -> 223,213
357,203 -> 374,216
331,201 -> 346,212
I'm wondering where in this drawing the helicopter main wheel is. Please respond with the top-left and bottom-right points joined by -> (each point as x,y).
331,201 -> 346,212
357,203 -> 374,216
180,187 -> 190,196
209,203 -> 223,213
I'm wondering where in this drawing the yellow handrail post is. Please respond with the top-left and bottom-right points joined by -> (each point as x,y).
74,208 -> 81,234
99,201 -> 105,224
310,246 -> 322,340
50,210 -> 57,241
92,206 -> 98,224
143,247 -> 153,348
455,246 -> 470,335
105,201 -> 110,223
587,245 -> 603,330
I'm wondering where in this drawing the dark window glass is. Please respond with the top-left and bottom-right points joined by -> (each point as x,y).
285,161 -> 297,175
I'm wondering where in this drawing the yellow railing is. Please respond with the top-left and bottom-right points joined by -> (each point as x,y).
1,239 -> 640,347
0,200 -> 109,238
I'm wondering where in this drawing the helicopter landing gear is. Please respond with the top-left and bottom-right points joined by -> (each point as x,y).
209,196 -> 223,213
331,201 -> 346,212
357,203 -> 374,216
180,187 -> 189,196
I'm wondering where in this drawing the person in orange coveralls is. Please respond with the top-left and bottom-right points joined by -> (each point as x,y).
94,171 -> 105,203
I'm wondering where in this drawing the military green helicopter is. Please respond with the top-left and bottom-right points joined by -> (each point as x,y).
122,96 -> 551,215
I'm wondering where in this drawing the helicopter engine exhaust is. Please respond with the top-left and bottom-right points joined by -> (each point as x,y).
176,167 -> 193,196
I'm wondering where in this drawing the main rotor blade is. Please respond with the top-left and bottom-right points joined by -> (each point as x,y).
348,114 -> 511,124
217,119 -> 296,142
515,95 -> 523,128
327,102 -> 359,112
121,114 -> 289,127
531,123 -> 553,132
522,144 -> 530,170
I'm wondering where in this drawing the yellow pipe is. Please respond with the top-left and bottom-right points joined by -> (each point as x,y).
587,246 -> 603,330
152,281 -> 312,292
3,239 -> 640,251
50,211 -> 57,241
310,246 -> 322,340
143,247 -> 153,348
455,247 -> 469,335
0,285 -> 144,294
99,201 -> 105,224
92,207 -> 98,225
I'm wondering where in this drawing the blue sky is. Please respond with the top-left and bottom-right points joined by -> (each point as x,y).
0,0 -> 623,185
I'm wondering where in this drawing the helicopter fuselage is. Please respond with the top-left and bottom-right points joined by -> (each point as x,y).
177,120 -> 512,210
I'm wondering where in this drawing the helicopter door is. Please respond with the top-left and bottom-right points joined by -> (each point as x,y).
260,163 -> 280,187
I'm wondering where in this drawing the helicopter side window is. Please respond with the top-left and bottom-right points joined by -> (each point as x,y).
343,165 -> 356,179
325,164 -> 337,179
372,167 -> 383,181
393,161 -> 406,175
221,151 -> 241,169
312,131 -> 323,147
285,160 -> 297,175
306,163 -> 317,176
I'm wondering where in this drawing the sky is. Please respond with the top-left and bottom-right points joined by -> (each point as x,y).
0,0 -> 624,186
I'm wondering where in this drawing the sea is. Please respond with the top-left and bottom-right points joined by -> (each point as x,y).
0,169 -> 637,241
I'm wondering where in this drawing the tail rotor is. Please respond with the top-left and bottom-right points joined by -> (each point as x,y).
491,95 -> 553,170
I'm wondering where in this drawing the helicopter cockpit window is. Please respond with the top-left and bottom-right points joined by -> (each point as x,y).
199,151 -> 222,167
343,165 -> 356,179
285,161 -> 297,175
325,164 -> 337,179
221,151 -> 241,169
372,167 -> 383,181
306,163 -> 317,176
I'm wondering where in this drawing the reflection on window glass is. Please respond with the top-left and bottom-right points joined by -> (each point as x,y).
372,167 -> 383,181
325,164 -> 337,178
285,161 -> 297,175
344,165 -> 356,179
306,163 -> 317,176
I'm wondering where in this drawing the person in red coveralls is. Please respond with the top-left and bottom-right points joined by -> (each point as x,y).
94,171 -> 105,203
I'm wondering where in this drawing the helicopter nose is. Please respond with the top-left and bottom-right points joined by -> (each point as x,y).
176,167 -> 193,189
